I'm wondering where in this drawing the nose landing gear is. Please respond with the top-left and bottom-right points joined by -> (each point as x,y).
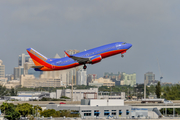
121,54 -> 124,58
83,64 -> 87,70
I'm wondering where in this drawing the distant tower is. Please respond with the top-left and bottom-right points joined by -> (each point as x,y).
144,72 -> 155,85
144,72 -> 155,99
0,60 -> 5,78
18,53 -> 30,67
77,69 -> 87,85
13,53 -> 30,80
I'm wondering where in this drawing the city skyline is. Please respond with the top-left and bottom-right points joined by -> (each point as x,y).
2,53 -> 160,85
1,1 -> 180,83
0,51 -> 171,84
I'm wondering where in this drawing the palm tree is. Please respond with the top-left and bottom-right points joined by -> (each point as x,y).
0,102 -> 9,115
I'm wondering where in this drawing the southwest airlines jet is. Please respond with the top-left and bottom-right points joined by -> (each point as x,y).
26,42 -> 132,71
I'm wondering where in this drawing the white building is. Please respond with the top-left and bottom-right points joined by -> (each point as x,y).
0,60 -> 5,78
89,77 -> 115,87
77,69 -> 87,85
18,53 -> 30,67
50,88 -> 98,101
14,66 -> 24,80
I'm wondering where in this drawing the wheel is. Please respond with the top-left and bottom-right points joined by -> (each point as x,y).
83,65 -> 87,70
121,54 -> 124,57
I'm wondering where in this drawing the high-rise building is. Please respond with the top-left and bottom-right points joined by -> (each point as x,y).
104,72 -> 136,86
65,50 -> 80,56
104,72 -> 122,80
14,66 -> 24,80
87,74 -> 97,85
89,77 -> 115,87
144,72 -> 155,84
14,53 -> 30,80
121,73 -> 136,86
28,68 -> 43,78
64,50 -> 80,86
24,58 -> 34,75
0,60 -> 5,78
77,69 -> 87,85
5,74 -> 13,81
18,53 -> 30,67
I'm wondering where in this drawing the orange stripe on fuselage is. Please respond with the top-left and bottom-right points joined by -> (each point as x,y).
27,50 -> 53,71
27,50 -> 80,71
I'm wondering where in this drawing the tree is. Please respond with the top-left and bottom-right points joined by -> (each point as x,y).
162,85 -> 180,100
33,105 -> 42,117
10,88 -> 17,96
0,103 -> 20,120
156,82 -> 161,98
6,110 -> 20,120
40,109 -> 56,117
0,102 -> 9,115
40,109 -> 79,117
60,96 -> 70,99
16,103 -> 33,117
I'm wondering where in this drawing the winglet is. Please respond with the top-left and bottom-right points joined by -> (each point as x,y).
64,51 -> 71,57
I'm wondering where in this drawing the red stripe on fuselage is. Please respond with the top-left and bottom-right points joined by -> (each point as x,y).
100,49 -> 127,59
27,49 -> 127,71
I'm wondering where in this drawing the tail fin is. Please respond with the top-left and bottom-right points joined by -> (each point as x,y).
26,48 -> 48,66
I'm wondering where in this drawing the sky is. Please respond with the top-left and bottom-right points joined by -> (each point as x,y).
1,0 -> 180,83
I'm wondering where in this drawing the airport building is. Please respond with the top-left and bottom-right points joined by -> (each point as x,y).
46,99 -> 161,119
50,88 -> 98,101
2,91 -> 50,101
47,99 -> 131,118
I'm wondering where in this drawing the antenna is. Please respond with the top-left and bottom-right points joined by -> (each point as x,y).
157,59 -> 163,82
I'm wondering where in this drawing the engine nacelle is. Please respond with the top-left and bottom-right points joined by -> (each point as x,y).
89,55 -> 102,64
34,68 -> 42,71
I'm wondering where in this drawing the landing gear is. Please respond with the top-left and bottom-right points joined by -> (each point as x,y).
83,64 -> 87,70
121,54 -> 124,58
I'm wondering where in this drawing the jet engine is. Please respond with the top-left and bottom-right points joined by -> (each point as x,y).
89,55 -> 102,64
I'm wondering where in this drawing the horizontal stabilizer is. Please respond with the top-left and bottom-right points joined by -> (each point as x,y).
31,65 -> 44,69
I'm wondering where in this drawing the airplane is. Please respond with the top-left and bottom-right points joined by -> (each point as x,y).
26,42 -> 132,71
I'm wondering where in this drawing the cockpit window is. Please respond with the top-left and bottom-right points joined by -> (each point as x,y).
122,42 -> 126,45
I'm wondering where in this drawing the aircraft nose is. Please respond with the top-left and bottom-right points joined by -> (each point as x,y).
127,43 -> 132,49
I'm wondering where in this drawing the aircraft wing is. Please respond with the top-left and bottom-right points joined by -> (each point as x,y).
64,51 -> 89,64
